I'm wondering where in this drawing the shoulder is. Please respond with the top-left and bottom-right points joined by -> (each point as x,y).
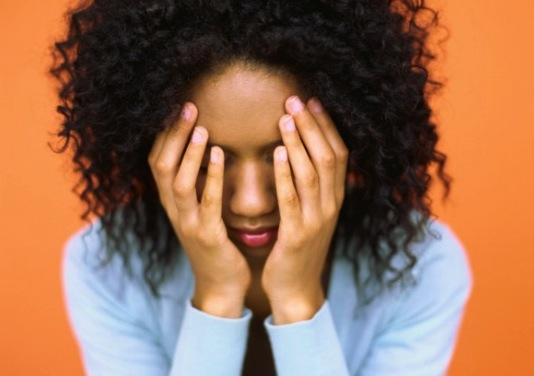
339,217 -> 474,374
346,213 -> 474,300
61,216 -> 191,304
61,217 -> 150,309
62,217 -> 134,278
411,217 -> 473,293
382,216 -> 474,326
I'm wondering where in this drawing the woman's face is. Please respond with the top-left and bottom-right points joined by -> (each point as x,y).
187,63 -> 307,267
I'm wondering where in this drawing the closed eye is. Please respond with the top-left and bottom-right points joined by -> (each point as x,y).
199,143 -> 281,173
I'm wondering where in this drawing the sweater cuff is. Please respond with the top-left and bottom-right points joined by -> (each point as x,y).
263,299 -> 349,375
169,298 -> 252,376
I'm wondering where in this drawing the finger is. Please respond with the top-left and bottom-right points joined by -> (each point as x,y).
156,103 -> 197,173
307,97 -> 349,206
152,103 -> 197,210
149,127 -> 171,205
273,146 -> 301,225
148,125 -> 171,167
148,103 -> 190,165
173,125 -> 207,216
279,114 -> 320,220
199,146 -> 224,225
286,95 -> 337,214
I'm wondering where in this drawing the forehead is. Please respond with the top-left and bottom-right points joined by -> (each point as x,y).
188,63 -> 304,153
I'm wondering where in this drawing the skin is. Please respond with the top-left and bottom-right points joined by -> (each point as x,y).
148,61 -> 349,324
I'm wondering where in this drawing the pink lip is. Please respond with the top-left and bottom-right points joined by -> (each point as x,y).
231,227 -> 278,248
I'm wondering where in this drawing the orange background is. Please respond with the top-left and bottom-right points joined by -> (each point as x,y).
1,1 -> 533,374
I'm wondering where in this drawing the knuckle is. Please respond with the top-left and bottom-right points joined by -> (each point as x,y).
147,153 -> 155,167
281,169 -> 293,181
323,205 -> 337,221
207,168 -> 221,181
194,228 -> 207,242
201,193 -> 215,208
169,212 -> 183,229
178,220 -> 195,236
155,160 -> 172,174
157,192 -> 169,209
284,191 -> 299,207
302,171 -> 319,187
211,224 -> 227,242
338,147 -> 349,162
172,182 -> 190,198
196,229 -> 216,247
320,152 -> 336,168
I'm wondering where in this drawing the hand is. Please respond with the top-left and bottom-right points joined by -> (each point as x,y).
148,102 -> 251,318
261,96 -> 349,324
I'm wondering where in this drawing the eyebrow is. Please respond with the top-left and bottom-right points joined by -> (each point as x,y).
206,139 -> 284,155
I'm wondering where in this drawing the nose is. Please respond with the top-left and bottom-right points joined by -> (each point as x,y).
228,161 -> 276,220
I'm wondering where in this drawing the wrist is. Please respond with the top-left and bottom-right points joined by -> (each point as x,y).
269,289 -> 325,325
192,289 -> 246,318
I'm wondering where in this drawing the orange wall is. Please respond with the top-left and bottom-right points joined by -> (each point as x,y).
1,1 -> 532,374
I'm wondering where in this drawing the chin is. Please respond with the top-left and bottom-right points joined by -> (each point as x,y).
233,241 -> 272,267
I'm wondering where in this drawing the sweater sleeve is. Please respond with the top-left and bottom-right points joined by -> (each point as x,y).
62,230 -> 252,376
262,223 -> 473,376
263,299 -> 350,375
170,298 -> 252,375
357,223 -> 474,376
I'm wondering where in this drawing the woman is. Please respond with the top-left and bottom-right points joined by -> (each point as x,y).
50,1 -> 473,375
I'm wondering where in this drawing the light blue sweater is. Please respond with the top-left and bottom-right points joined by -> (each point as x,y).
61,216 -> 473,375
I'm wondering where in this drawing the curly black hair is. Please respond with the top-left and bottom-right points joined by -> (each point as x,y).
49,0 -> 451,306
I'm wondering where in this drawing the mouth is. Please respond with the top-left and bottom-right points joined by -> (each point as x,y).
228,226 -> 279,248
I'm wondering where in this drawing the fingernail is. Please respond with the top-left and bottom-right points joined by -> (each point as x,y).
287,96 -> 304,114
308,97 -> 323,114
191,127 -> 205,143
276,147 -> 287,162
210,146 -> 221,163
282,115 -> 295,132
181,103 -> 191,121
